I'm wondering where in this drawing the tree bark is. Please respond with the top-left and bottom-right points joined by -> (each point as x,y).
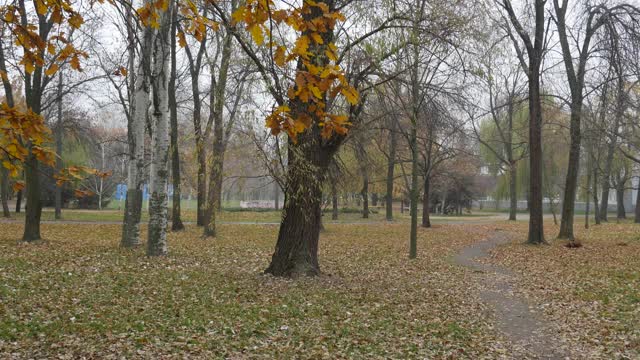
361,174 -> 369,219
122,2 -> 153,248
147,2 -> 172,256
421,176 -> 431,228
616,183 -> 626,219
385,118 -> 396,221
169,4 -> 184,231
508,163 -> 517,221
635,182 -> 640,224
0,166 -> 9,217
558,103 -> 581,238
265,132 -> 333,277
409,126 -> 418,258
22,155 -> 42,241
54,70 -> 64,220
15,189 -> 22,213
592,163 -> 601,225
204,30 -> 233,238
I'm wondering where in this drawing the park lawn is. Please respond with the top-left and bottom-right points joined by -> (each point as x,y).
486,221 -> 640,359
0,222 -> 518,359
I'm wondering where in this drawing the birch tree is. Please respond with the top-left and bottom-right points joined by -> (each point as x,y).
122,0 -> 154,248
147,0 -> 173,257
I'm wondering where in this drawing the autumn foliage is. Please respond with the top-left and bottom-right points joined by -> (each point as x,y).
231,0 -> 359,141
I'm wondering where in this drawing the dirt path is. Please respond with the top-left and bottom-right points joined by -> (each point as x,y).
454,230 -> 568,359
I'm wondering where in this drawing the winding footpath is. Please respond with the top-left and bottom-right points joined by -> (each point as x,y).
454,230 -> 568,359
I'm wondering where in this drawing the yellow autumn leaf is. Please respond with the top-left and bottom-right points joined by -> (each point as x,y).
341,87 -> 359,105
69,13 -> 84,29
294,35 -> 310,57
250,25 -> 264,46
274,46 -> 286,67
45,63 -> 59,77
310,33 -> 324,44
309,85 -> 322,99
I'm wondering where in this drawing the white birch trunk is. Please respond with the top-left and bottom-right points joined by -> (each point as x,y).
147,2 -> 172,256
121,0 -> 154,248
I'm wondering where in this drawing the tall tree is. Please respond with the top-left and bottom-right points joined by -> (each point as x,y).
500,0 -> 547,244
169,1 -> 184,231
554,1 -> 638,241
1,0 -> 90,241
147,0 -> 173,256
204,25 -> 234,238
180,6 -> 209,227
122,0 -> 154,248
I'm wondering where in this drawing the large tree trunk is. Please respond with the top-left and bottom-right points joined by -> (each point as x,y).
204,30 -> 232,238
22,155 -> 41,241
122,4 -> 153,248
169,5 -> 184,231
508,163 -> 517,221
265,132 -> 332,277
147,3 -> 172,256
421,176 -> 431,228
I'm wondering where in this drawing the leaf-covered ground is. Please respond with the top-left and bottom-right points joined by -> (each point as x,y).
0,222 -> 520,359
485,221 -> 640,359
1,220 -> 638,358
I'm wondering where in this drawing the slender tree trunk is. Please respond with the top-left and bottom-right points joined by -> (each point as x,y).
122,3 -> 153,248
527,61 -> 545,244
147,2 -> 172,256
558,105 -> 581,239
585,156 -> 591,229
421,176 -> 431,228
1,166 -> 10,218
593,164 -> 601,225
509,163 -> 517,221
169,5 -> 184,231
54,70 -> 64,220
331,181 -> 338,220
616,183 -> 626,219
635,182 -> 640,224
204,30 -> 232,238
600,80 -> 623,222
409,126 -> 418,258
385,119 -> 397,221
361,174 -> 369,219
15,189 -> 22,213
274,181 -> 280,210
